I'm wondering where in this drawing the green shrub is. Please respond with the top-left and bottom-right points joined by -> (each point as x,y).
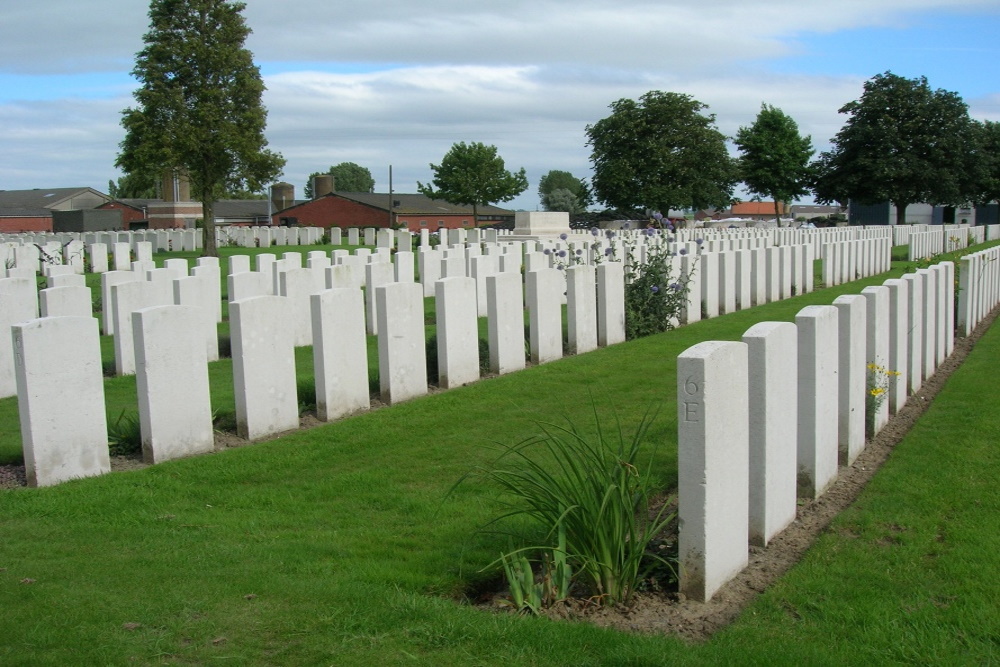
591,222 -> 695,340
107,410 -> 142,456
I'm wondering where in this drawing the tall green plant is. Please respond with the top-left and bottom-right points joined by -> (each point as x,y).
463,406 -> 675,608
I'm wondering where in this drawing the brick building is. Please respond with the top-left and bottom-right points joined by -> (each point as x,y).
272,192 -> 514,232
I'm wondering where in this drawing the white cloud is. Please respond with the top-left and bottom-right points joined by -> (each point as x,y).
0,0 -> 996,211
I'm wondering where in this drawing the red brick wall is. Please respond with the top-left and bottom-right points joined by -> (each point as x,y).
269,197 -> 479,232
0,217 -> 52,233
271,197 -> 390,229
99,202 -> 147,229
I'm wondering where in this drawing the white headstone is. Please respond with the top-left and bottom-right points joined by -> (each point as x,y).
525,269 -> 564,364
487,272 -> 526,375
311,288 -> 370,421
14,316 -> 110,486
743,322 -> 797,547
796,305 -> 840,499
435,277 -> 481,388
230,296 -> 299,440
833,294 -> 867,465
133,305 -> 214,463
677,340 -> 749,602
376,282 -> 427,405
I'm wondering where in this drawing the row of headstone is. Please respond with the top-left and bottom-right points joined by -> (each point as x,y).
676,260 -> 956,602
820,237 -> 893,286
216,225 -> 323,248
7,257 -> 630,485
958,244 -> 1000,336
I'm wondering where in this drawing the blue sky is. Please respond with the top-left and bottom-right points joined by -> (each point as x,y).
1,0 -> 997,211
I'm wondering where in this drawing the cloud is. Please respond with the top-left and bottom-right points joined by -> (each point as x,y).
3,0 -> 996,74
0,0 -> 996,211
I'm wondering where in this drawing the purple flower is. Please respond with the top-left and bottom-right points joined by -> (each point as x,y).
543,248 -> 551,255
645,228 -> 656,237
556,264 -> 565,271
652,212 -> 663,220
668,236 -> 676,243
559,232 -> 568,240
605,230 -> 615,239
590,227 -> 600,236
622,222 -> 631,230
670,282 -> 682,291
558,250 -> 567,257
604,247 -> 613,256
679,248 -> 689,256
695,238 -> 704,245
575,249 -> 583,255
651,285 -> 660,294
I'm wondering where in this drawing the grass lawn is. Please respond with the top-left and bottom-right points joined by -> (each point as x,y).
0,243 -> 998,664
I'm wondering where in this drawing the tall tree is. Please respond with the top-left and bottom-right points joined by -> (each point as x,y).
586,91 -> 737,214
117,0 -> 284,256
734,104 -> 814,223
813,72 -> 976,226
108,171 -> 159,199
417,142 -> 528,223
968,120 -> 1000,207
304,162 -> 376,198
537,169 -> 592,212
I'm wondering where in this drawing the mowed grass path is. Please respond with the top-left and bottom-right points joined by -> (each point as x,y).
1,247 -> 998,664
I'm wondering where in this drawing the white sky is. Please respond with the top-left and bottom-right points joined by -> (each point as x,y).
1,0 -> 998,210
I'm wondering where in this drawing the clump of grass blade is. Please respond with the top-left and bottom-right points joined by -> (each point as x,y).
462,404 -> 675,610
107,409 -> 142,456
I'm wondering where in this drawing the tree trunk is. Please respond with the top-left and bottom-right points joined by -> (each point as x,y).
893,201 -> 908,227
202,197 -> 217,257
473,202 -> 479,228
774,199 -> 782,225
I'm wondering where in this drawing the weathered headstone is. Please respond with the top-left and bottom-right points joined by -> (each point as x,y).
743,322 -> 797,547
677,340 -> 749,602
376,282 -> 428,405
833,295 -> 866,465
311,288 -> 370,421
435,277 -> 481,388
796,305 -> 839,499
525,268 -> 564,364
230,296 -> 298,440
133,305 -> 214,464
14,316 -> 110,486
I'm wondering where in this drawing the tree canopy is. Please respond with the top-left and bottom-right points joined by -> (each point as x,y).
734,104 -> 814,222
117,0 -> 284,256
304,162 -> 376,198
968,120 -> 1000,207
417,142 -> 528,222
813,71 -> 977,225
537,169 -> 592,213
108,172 -> 159,199
586,91 -> 737,214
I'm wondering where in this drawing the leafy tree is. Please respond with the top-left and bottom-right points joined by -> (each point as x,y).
538,169 -> 592,212
542,188 -> 586,214
117,0 -> 285,256
586,91 -> 737,214
108,172 -> 159,199
417,142 -> 528,223
734,104 -> 814,223
813,72 -> 977,225
304,162 -> 376,198
968,120 -> 1000,207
